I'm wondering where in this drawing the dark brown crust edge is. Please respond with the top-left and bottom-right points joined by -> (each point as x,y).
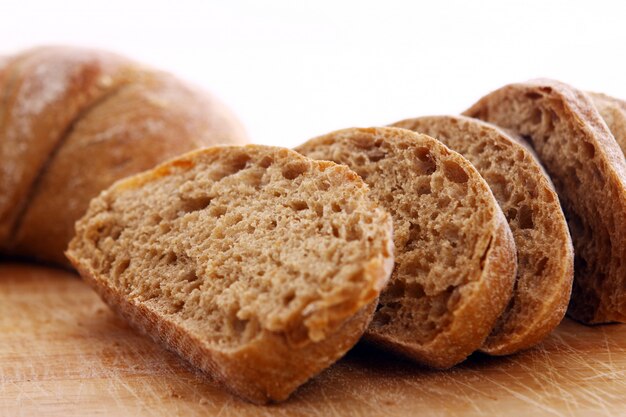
464,79 -> 626,324
65,145 -> 396,404
391,115 -> 574,356
67,250 -> 381,404
364,209 -> 517,368
296,127 -> 517,368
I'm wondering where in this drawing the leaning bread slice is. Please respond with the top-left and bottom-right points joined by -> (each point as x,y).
296,127 -> 517,368
391,116 -> 573,355
465,79 -> 626,324
589,92 -> 626,155
66,145 -> 394,403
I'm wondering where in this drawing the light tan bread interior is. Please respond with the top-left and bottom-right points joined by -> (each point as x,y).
392,115 -> 573,355
465,79 -> 626,323
296,127 -> 517,368
67,145 -> 394,403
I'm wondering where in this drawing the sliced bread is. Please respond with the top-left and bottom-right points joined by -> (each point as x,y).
464,79 -> 626,323
66,145 -> 394,403
391,116 -> 573,355
296,127 -> 517,368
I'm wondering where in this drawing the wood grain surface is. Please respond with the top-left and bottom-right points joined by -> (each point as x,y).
1,263 -> 625,417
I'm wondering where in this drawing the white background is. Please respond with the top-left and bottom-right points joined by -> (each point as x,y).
1,0 -> 625,148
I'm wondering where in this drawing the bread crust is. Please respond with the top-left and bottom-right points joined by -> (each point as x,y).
67,145 -> 395,403
12,68 -> 247,266
67,252 -> 380,403
0,47 -> 134,247
366,209 -> 516,366
392,115 -> 574,355
0,54 -> 15,128
465,79 -> 626,324
297,127 -> 517,368
589,92 -> 626,156
0,46 -> 247,265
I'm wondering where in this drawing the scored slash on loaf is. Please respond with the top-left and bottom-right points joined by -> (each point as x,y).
0,46 -> 248,266
66,145 -> 395,403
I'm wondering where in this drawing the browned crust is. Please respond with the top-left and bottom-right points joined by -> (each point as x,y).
589,92 -> 626,155
0,46 -> 137,248
0,55 -> 17,136
11,68 -> 247,266
464,79 -> 626,324
0,46 -> 247,266
391,115 -> 574,355
66,145 -> 395,403
366,209 -> 516,367
68,250 -> 379,403
297,127 -> 517,368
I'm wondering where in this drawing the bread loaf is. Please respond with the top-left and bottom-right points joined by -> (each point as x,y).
465,79 -> 626,324
297,127 -> 517,368
0,46 -> 247,266
66,145 -> 394,403
392,116 -> 574,355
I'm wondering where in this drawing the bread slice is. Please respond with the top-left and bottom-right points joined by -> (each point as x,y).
296,127 -> 517,368
589,92 -> 626,155
464,79 -> 626,324
0,46 -> 133,247
66,145 -> 394,403
391,116 -> 573,355
11,70 -> 247,266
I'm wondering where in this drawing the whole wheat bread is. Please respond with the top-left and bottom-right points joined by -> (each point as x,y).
392,116 -> 574,355
589,92 -> 626,155
11,68 -> 245,266
465,79 -> 626,324
0,47 -> 130,246
0,46 -> 247,265
296,127 -> 517,368
66,144 -> 394,403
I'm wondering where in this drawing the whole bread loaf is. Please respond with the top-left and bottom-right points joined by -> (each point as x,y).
297,127 -> 517,368
67,144 -> 394,403
465,79 -> 626,324
0,46 -> 247,265
392,116 -> 574,355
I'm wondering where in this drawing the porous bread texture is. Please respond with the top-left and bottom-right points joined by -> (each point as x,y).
296,127 -> 517,368
0,46 -> 247,266
67,145 -> 395,403
392,116 -> 573,355
590,92 -> 626,155
464,79 -> 626,324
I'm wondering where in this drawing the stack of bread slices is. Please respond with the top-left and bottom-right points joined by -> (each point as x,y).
3,48 -> 624,404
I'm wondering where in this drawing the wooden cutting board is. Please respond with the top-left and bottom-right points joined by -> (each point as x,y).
1,263 -> 625,417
